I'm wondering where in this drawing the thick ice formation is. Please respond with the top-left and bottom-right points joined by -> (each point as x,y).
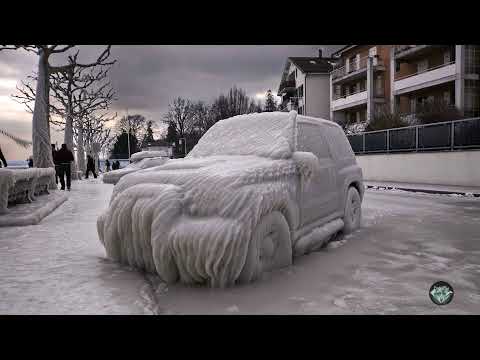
97,111 -> 321,287
130,151 -> 169,163
0,169 -> 15,214
0,168 -> 56,213
102,157 -> 169,185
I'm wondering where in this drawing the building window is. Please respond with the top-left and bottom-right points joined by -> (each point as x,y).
465,79 -> 480,117
443,91 -> 451,105
465,45 -> 480,75
298,106 -> 303,115
395,61 -> 400,73
444,50 -> 451,64
361,79 -> 367,91
417,59 -> 428,73
349,56 -> 356,72
375,75 -> 384,96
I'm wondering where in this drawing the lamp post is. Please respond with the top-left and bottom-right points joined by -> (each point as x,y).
126,109 -> 131,161
179,137 -> 186,157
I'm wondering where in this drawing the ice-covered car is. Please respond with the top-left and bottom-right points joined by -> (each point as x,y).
102,151 -> 169,185
97,111 -> 363,287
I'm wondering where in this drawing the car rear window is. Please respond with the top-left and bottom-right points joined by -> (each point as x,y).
296,123 -> 332,160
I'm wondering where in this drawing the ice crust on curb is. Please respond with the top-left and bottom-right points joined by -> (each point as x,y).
97,111 -> 322,287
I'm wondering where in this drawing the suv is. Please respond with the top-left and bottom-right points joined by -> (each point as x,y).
97,111 -> 364,287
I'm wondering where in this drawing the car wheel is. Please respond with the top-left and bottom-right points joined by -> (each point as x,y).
237,211 -> 292,284
343,186 -> 362,234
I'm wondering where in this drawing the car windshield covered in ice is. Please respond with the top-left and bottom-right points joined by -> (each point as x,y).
187,112 -> 295,159
97,111 -> 363,287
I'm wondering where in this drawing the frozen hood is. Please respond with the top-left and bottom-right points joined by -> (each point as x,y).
112,155 -> 298,204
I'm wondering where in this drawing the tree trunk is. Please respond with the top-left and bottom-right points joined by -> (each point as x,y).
77,119 -> 85,174
64,104 -> 79,180
32,50 -> 54,169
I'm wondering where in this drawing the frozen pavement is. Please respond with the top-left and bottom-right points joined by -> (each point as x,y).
1,180 -> 480,314
0,178 -> 156,315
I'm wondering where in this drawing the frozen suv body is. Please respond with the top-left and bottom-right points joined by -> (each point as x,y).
97,111 -> 363,287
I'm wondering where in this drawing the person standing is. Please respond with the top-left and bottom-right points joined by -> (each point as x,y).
85,153 -> 98,179
56,144 -> 74,191
28,157 -> 33,168
0,146 -> 7,168
51,144 -> 59,185
105,159 -> 111,172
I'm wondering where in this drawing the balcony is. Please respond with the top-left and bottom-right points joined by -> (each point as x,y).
331,55 -> 384,83
331,90 -> 367,111
278,79 -> 296,95
394,45 -> 450,61
394,62 -> 456,95
279,97 -> 302,111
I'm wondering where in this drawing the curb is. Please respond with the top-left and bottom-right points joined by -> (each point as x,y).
365,185 -> 480,197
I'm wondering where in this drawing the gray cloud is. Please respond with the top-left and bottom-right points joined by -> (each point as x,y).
0,45 -> 343,159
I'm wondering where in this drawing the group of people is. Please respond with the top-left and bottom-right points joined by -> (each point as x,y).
1,143 -> 122,191
104,159 -> 121,171
52,144 -> 75,191
51,144 -> 99,191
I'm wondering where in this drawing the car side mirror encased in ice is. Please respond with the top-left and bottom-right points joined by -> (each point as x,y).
292,151 -> 320,182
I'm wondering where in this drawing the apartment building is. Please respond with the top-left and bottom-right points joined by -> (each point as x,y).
330,45 -> 392,127
277,50 -> 335,119
391,45 -> 480,119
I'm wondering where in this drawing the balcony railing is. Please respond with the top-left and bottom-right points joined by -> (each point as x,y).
394,45 -> 422,55
347,117 -> 480,154
332,55 -> 383,81
395,61 -> 455,81
278,79 -> 296,93
333,88 -> 366,100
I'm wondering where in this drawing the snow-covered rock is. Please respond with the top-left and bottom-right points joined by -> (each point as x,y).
97,111 -> 324,287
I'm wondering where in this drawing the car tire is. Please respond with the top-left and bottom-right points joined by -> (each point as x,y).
343,186 -> 362,234
237,211 -> 292,284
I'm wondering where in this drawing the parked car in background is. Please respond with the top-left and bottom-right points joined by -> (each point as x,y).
102,151 -> 169,185
97,111 -> 364,287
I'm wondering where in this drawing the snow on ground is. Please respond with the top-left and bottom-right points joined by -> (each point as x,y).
1,181 -> 480,314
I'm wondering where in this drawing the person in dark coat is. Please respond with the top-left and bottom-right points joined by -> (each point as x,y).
85,153 -> 97,179
28,157 -> 33,168
105,159 -> 111,172
52,144 -> 59,185
56,144 -> 75,191
0,146 -> 7,168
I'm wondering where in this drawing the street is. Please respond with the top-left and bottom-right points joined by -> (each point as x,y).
1,179 -> 479,314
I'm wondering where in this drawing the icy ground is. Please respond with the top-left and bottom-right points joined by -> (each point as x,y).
1,179 -> 479,314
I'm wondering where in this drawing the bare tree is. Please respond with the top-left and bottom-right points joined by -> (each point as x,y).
0,45 -> 115,170
163,97 -> 195,139
116,114 -> 148,139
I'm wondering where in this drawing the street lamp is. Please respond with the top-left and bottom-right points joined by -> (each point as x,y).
126,109 -> 131,161
178,137 -> 186,157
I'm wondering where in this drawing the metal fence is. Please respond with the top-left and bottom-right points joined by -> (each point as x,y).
347,117 -> 480,154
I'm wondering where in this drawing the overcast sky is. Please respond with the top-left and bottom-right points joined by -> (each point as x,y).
0,45 -> 342,160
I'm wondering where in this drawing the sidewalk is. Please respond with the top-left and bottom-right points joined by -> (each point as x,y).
364,181 -> 480,197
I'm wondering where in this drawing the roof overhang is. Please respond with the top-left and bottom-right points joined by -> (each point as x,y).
331,45 -> 358,57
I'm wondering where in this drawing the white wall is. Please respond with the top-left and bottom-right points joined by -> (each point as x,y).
356,150 -> 480,187
305,74 -> 331,119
